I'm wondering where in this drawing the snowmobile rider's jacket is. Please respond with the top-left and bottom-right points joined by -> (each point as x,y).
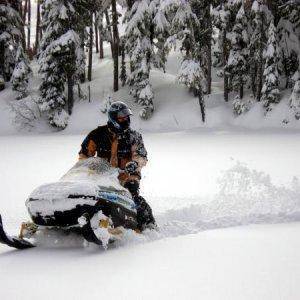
79,125 -> 147,185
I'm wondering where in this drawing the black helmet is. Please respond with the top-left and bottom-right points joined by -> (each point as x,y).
108,101 -> 132,133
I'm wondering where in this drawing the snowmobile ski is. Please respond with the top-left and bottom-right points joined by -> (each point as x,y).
0,215 -> 35,250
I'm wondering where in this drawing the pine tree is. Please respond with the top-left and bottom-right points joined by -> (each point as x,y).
125,0 -> 155,119
167,0 -> 206,121
225,3 -> 249,99
262,20 -> 280,112
289,72 -> 300,120
212,0 -> 238,102
0,1 -> 23,88
277,1 -> 300,88
191,0 -> 212,95
249,0 -> 270,101
11,45 -> 32,99
38,0 -> 82,129
152,0 -> 170,72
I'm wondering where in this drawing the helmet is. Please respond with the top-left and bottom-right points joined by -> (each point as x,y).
107,101 -> 132,133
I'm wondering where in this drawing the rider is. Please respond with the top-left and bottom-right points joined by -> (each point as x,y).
79,101 -> 156,231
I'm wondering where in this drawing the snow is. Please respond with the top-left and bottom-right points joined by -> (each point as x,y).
0,42 -> 300,300
0,130 -> 300,299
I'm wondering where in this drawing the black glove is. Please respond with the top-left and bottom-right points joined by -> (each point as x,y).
124,180 -> 139,197
125,161 -> 138,175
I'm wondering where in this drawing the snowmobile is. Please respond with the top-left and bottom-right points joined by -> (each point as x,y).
0,157 -> 140,250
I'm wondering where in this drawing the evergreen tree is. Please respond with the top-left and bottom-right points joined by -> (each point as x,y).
277,1 -> 300,88
191,0 -> 212,94
262,20 -> 280,112
225,3 -> 249,99
152,0 -> 170,72
212,0 -> 239,102
125,0 -> 155,119
38,0 -> 82,129
11,45 -> 32,99
289,71 -> 300,120
249,0 -> 270,101
0,1 -> 23,88
169,0 -> 206,121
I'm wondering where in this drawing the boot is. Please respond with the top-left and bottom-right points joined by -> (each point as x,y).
133,195 -> 157,231
124,180 -> 157,231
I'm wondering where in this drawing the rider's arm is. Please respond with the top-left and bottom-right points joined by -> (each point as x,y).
131,132 -> 148,172
78,131 -> 97,160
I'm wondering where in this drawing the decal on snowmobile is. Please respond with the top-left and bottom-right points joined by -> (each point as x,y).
97,191 -> 136,211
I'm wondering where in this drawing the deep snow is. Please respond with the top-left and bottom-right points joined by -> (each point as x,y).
0,44 -> 300,299
0,131 -> 300,300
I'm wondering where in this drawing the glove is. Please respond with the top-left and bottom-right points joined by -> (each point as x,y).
125,161 -> 138,175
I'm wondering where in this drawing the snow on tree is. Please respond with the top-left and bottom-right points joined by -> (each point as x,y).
152,0 -> 170,72
190,0 -> 212,94
11,45 -> 32,99
232,95 -> 251,116
212,0 -> 240,102
177,59 -> 205,122
225,3 -> 249,100
166,0 -> 206,121
277,1 -> 300,88
177,58 -> 204,91
8,96 -> 41,131
125,0 -> 155,119
249,0 -> 271,101
262,20 -> 280,112
289,72 -> 300,120
38,0 -> 83,129
0,2 -> 23,87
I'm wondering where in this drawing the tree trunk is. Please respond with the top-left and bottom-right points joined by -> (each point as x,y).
120,41 -> 126,86
99,13 -> 104,59
105,10 -> 114,58
256,49 -> 263,101
88,14 -> 93,82
198,88 -> 205,123
21,0 -> 27,49
206,4 -> 212,94
79,30 -> 85,83
95,14 -> 99,53
256,15 -> 264,102
99,35 -> 104,59
27,0 -> 31,51
67,73 -> 74,115
34,0 -> 40,54
111,0 -> 119,91
239,77 -> 244,99
250,47 -> 257,97
266,0 -> 280,25
223,29 -> 229,102
127,0 -> 133,9
0,41 -> 5,89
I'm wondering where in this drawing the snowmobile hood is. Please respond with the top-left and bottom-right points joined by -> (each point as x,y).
25,158 -> 136,218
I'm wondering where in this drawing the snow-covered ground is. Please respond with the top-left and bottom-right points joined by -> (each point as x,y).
0,48 -> 300,299
0,131 -> 299,300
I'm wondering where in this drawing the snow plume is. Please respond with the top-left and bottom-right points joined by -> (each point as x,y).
116,163 -> 300,248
